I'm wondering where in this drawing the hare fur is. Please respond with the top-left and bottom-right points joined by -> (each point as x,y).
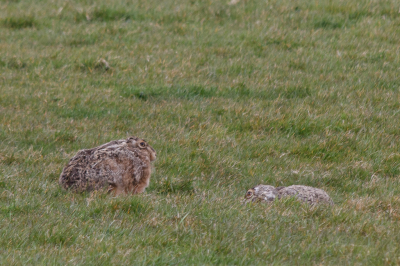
59,137 -> 156,195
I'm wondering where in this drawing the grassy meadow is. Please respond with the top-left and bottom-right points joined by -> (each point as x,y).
1,0 -> 400,264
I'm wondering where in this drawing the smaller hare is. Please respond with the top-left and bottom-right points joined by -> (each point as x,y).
59,136 -> 156,195
244,185 -> 334,205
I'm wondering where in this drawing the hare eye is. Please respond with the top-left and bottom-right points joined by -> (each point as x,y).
139,142 -> 146,147
246,191 -> 253,197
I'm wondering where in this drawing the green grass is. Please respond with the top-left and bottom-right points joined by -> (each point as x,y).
1,0 -> 400,264
1,15 -> 36,29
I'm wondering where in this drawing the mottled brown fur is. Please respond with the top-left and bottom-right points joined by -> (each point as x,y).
59,137 -> 156,195
244,185 -> 334,205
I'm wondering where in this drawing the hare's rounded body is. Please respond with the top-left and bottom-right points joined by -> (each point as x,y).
244,185 -> 333,205
59,137 -> 156,195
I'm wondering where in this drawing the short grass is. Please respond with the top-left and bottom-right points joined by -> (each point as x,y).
1,0 -> 400,264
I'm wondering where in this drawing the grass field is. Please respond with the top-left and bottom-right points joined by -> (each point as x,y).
1,0 -> 400,264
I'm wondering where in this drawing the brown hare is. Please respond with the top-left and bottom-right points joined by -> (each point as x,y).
244,185 -> 333,205
59,137 -> 156,195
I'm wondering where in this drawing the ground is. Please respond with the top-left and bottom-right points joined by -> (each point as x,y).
1,0 -> 400,264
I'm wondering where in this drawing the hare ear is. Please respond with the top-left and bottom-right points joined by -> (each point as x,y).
127,137 -> 138,146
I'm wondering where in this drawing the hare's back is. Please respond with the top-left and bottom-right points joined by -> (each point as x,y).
278,185 -> 333,205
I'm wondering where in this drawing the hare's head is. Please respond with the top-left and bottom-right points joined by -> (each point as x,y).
243,185 -> 278,203
127,137 -> 157,161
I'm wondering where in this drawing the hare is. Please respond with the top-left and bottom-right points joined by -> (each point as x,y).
59,137 -> 156,195
244,185 -> 333,205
